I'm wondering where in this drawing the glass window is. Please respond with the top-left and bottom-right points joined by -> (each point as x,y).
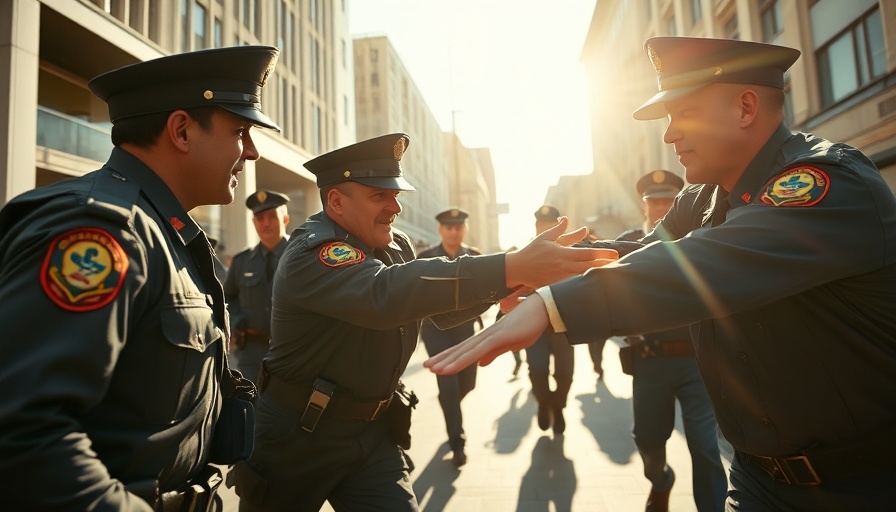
193,3 -> 207,50
181,0 -> 190,52
214,17 -> 222,48
691,0 -> 702,25
760,0 -> 782,42
816,5 -> 885,107
724,14 -> 739,39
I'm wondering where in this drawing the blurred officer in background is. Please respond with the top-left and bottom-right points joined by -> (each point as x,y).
619,170 -> 727,512
231,133 -> 610,511
427,37 -> 896,511
419,208 -> 482,467
0,45 -> 279,510
224,189 -> 290,384
525,205 -> 576,435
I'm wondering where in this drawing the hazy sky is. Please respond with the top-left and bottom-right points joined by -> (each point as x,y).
348,0 -> 598,249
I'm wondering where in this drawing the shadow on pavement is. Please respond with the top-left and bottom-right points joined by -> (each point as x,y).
487,388 -> 537,454
413,442 -> 460,511
516,435 -> 576,512
577,381 -> 637,465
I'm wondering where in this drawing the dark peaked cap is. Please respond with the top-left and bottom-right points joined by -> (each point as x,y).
304,133 -> 416,191
89,45 -> 280,131
637,170 -> 684,199
246,190 -> 290,214
436,208 -> 469,224
634,37 -> 800,120
534,205 -> 561,221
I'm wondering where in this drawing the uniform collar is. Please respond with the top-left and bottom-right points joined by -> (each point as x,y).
107,147 -> 202,245
727,123 -> 794,209
304,210 -> 402,253
251,237 -> 289,259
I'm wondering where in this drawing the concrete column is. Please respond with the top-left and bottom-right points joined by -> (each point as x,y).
0,0 -> 40,204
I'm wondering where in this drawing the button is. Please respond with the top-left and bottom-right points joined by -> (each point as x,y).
754,321 -> 764,331
761,416 -> 771,426
399,326 -> 405,335
738,352 -> 748,364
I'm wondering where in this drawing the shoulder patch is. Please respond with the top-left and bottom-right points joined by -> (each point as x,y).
759,166 -> 830,207
318,241 -> 366,268
41,228 -> 129,312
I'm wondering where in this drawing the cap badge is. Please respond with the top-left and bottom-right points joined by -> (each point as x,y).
393,138 -> 406,161
203,90 -> 214,100
450,209 -> 459,217
257,191 -> 267,203
41,228 -> 128,312
759,166 -> 830,207
540,206 -> 551,215
648,44 -> 662,76
652,170 -> 666,184
343,170 -> 351,178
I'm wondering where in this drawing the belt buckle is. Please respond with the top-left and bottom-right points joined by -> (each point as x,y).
774,455 -> 821,486
369,397 -> 390,420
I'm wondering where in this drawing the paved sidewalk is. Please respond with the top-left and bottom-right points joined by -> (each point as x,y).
221,306 -> 732,511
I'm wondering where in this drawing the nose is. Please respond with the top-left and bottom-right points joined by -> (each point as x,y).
662,118 -> 680,145
386,194 -> 402,215
242,129 -> 260,161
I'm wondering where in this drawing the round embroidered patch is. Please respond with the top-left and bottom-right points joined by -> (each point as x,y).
318,241 -> 366,268
759,166 -> 830,207
41,228 -> 128,312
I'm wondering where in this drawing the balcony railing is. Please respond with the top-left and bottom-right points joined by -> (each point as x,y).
36,106 -> 113,163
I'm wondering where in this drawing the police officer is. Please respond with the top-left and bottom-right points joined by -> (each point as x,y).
619,170 -> 727,512
230,133 -> 609,511
418,208 -> 482,467
526,205 -> 576,435
427,37 -> 896,511
224,189 -> 290,384
0,46 -> 279,510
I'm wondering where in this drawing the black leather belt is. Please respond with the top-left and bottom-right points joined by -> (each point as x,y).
738,425 -> 896,485
262,373 -> 391,422
645,339 -> 693,357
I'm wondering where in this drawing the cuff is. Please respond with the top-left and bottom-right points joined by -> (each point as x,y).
535,286 -> 567,333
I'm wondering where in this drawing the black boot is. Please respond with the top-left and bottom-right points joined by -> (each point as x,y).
450,436 -> 467,467
530,372 -> 552,431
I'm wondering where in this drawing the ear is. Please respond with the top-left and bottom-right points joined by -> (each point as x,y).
165,110 -> 192,153
738,89 -> 760,128
326,188 -> 343,215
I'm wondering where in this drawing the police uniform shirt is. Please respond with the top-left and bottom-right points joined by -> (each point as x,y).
265,211 -> 508,401
0,148 -> 226,510
546,124 -> 896,456
418,242 -> 484,336
224,237 -> 288,337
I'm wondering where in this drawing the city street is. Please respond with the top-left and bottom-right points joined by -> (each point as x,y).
220,306 -> 732,511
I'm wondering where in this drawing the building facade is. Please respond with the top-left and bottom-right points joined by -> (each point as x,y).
572,0 -> 896,237
1,0 -> 357,262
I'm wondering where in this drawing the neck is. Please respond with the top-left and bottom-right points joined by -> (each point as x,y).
442,243 -> 460,257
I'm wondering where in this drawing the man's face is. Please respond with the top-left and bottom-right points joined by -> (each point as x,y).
642,197 -> 675,227
187,110 -> 260,207
662,84 -> 743,185
438,222 -> 467,250
329,182 -> 402,249
252,206 -> 289,247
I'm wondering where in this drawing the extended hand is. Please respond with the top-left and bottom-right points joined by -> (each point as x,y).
505,217 -> 618,289
425,294 -> 550,374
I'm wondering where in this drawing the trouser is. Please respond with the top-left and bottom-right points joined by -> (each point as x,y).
588,338 -> 607,373
727,452 -> 896,511
232,338 -> 267,386
233,392 -> 417,512
632,355 -> 727,512
421,319 -> 477,446
525,331 -> 574,409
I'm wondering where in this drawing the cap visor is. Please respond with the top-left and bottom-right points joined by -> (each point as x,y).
221,105 -> 281,132
355,176 -> 416,191
633,84 -> 707,120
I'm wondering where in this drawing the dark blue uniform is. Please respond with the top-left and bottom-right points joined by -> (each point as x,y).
233,211 -> 507,511
0,148 -> 227,510
418,242 -> 482,456
224,238 -> 288,383
549,125 -> 896,510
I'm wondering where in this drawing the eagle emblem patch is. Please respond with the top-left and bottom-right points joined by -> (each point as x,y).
319,241 -> 366,268
760,166 -> 830,207
41,228 -> 128,312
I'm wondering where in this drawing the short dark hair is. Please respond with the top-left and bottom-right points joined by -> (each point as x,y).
110,106 -> 218,148
320,183 -> 351,207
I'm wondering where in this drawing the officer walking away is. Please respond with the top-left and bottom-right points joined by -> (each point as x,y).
419,207 -> 482,467
618,170 -> 727,512
427,37 -> 896,511
230,133 -> 612,512
224,189 -> 290,384
525,205 -> 576,435
0,46 -> 279,510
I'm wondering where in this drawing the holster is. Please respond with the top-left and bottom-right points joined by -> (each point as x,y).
209,367 -> 257,465
619,336 -> 644,376
157,465 -> 223,512
386,381 -> 418,450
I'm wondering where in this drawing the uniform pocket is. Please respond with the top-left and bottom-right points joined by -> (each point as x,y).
145,298 -> 222,424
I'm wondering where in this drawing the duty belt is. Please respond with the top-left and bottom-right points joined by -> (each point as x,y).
259,369 -> 392,430
626,337 -> 694,358
737,423 -> 896,485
